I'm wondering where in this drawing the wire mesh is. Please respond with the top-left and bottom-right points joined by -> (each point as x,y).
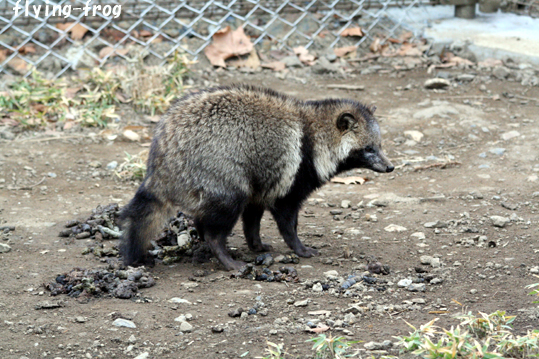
0,0 -> 427,77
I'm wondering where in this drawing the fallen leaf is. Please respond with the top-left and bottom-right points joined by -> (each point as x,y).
227,49 -> 260,69
370,38 -> 381,53
331,176 -> 366,185
122,129 -> 140,142
204,26 -> 253,67
99,46 -> 129,59
19,44 -> 36,54
261,61 -> 286,71
0,49 -> 7,62
104,28 -> 126,42
65,87 -> 82,99
399,31 -> 413,42
8,57 -> 27,73
334,45 -> 357,57
56,22 -> 89,41
63,121 -> 76,130
340,27 -> 364,37
307,325 -> 330,334
32,104 -> 47,113
397,43 -> 422,57
139,30 -> 152,37
293,46 -> 315,65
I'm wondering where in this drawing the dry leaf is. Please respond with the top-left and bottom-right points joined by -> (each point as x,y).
65,87 -> 82,99
99,46 -> 130,59
0,49 -> 7,63
307,325 -> 330,334
8,57 -> 27,73
19,44 -> 36,54
204,26 -> 253,67
104,28 -> 126,42
397,43 -> 422,57
340,27 -> 364,37
331,176 -> 366,185
123,129 -> 140,142
56,23 -> 89,41
261,61 -> 286,71
139,30 -> 152,37
293,46 -> 315,65
227,49 -> 260,69
370,38 -> 381,53
32,104 -> 47,113
334,45 -> 357,57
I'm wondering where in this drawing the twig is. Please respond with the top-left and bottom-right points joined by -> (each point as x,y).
413,161 -> 461,172
326,84 -> 365,91
513,94 -> 539,103
9,177 -> 46,190
17,135 -> 90,143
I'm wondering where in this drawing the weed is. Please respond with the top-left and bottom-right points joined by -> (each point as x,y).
307,334 -> 360,359
114,150 -> 148,181
258,341 -> 289,359
395,311 -> 539,358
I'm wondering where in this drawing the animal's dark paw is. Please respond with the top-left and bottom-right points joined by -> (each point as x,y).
127,255 -> 155,268
295,246 -> 319,258
250,242 -> 273,252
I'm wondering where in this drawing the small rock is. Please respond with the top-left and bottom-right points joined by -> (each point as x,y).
341,200 -> 351,209
457,73 -> 475,82
281,56 -> 303,68
398,278 -> 413,288
491,216 -> 510,228
35,301 -> 63,310
168,298 -> 192,304
530,267 -> 539,274
424,220 -> 448,228
411,232 -> 426,240
134,353 -> 149,359
404,130 -> 424,142
420,255 -> 434,265
47,172 -> 57,178
330,209 -> 343,215
212,326 -> 224,333
0,243 -> 12,253
106,161 -> 118,170
493,66 -> 511,80
384,224 -> 407,232
364,340 -> 393,350
407,283 -> 426,292
180,321 -> 193,333
424,78 -> 450,89
123,130 -> 140,142
75,316 -> 86,323
312,57 -> 339,74
228,308 -> 243,318
489,148 -> 506,156
501,130 -> 520,141
324,270 -> 339,279
112,318 -> 136,328
312,283 -> 323,292
294,299 -> 310,307
128,335 -> 136,343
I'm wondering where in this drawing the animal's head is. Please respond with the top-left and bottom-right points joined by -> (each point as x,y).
333,101 -> 394,174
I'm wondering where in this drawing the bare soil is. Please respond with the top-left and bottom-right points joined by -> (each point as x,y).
1,68 -> 538,359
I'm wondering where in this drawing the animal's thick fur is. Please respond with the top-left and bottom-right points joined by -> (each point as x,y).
120,84 -> 393,270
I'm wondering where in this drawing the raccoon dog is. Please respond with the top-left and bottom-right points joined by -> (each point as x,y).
120,84 -> 394,271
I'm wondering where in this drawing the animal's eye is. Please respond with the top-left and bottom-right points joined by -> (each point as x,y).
365,146 -> 375,153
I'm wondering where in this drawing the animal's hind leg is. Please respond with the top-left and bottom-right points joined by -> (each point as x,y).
242,203 -> 273,252
196,194 -> 247,271
269,202 -> 318,258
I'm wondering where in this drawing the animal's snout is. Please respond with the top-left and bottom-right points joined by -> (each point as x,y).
385,165 -> 394,173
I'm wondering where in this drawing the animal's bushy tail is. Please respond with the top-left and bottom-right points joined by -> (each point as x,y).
119,184 -> 173,266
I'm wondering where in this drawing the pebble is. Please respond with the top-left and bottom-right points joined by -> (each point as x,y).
384,224 -> 407,232
501,130 -> 520,141
407,283 -> 426,292
0,243 -> 12,253
430,278 -> 443,285
112,318 -> 136,328
134,353 -> 149,359
398,278 -> 412,287
424,220 -> 448,228
75,316 -> 86,323
281,55 -> 303,68
364,340 -> 393,350
180,321 -> 193,333
424,78 -> 450,89
228,308 -> 243,318
489,148 -> 506,156
47,172 -> 57,178
530,267 -> 539,274
490,216 -> 510,228
341,200 -> 351,208
457,73 -> 475,82
106,161 -> 118,170
404,130 -> 424,142
330,209 -> 343,215
312,283 -> 323,292
493,66 -> 511,80
212,326 -> 224,333
128,334 -> 136,343
168,298 -> 192,304
294,299 -> 310,307
411,232 -> 426,240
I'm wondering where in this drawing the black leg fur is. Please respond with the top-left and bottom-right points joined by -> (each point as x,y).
242,203 -> 272,252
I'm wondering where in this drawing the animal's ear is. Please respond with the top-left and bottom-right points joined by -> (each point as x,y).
336,113 -> 357,131
366,104 -> 377,114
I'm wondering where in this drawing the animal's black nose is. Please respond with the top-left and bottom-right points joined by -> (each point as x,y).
386,165 -> 394,173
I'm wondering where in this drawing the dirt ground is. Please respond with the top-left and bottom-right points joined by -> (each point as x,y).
1,67 -> 538,359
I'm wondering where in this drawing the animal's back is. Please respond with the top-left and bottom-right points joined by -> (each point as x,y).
147,85 -> 304,213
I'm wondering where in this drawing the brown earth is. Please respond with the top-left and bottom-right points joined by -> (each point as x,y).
0,67 -> 538,359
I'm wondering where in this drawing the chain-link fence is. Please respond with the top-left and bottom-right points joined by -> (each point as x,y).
0,0 -> 430,78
